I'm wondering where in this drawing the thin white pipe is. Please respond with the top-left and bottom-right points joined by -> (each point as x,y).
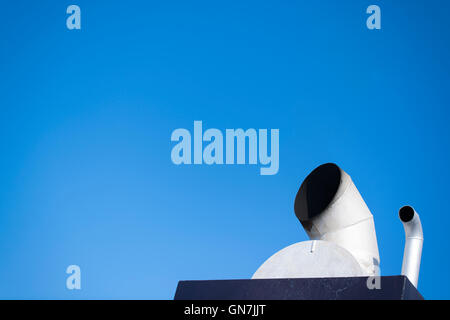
399,206 -> 423,288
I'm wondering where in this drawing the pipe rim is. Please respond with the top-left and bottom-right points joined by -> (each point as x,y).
294,163 -> 342,224
399,205 -> 415,223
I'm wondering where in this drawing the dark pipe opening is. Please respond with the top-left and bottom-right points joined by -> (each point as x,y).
399,206 -> 415,223
294,163 -> 342,229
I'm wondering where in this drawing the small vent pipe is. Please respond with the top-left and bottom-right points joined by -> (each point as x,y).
399,205 -> 423,288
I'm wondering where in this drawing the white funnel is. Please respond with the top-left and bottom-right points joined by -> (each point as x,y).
294,163 -> 380,276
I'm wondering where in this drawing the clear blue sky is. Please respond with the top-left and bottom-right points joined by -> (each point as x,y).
0,1 -> 449,299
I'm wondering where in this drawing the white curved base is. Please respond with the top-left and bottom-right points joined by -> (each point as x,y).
252,240 -> 365,279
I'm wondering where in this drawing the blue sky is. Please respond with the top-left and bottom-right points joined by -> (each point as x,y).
0,1 -> 449,299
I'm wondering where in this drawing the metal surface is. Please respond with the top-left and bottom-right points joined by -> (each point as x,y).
294,163 -> 380,276
174,276 -> 424,300
252,240 -> 364,279
399,205 -> 423,288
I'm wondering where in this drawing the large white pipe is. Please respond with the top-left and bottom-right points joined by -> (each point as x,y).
399,205 -> 423,288
294,163 -> 380,276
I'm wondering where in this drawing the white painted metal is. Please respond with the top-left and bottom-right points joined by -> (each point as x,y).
300,167 -> 380,276
252,240 -> 364,279
399,206 -> 423,288
253,163 -> 382,279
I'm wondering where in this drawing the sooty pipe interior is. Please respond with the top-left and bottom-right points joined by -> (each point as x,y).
399,205 -> 415,223
294,163 -> 342,229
